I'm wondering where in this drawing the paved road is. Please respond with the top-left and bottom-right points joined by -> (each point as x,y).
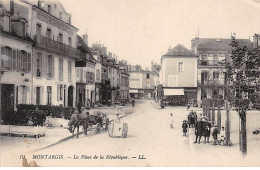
1,100 -> 260,166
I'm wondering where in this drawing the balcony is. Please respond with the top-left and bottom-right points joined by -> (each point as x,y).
198,60 -> 225,67
197,79 -> 225,87
35,35 -> 80,58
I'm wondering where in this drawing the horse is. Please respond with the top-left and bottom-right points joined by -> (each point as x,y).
68,112 -> 89,138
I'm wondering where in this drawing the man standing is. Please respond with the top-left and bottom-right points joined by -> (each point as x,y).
182,120 -> 188,136
194,119 -> 204,144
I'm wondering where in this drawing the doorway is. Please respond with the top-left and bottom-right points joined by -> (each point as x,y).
68,86 -> 74,107
1,84 -> 14,113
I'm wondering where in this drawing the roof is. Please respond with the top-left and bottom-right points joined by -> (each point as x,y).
195,38 -> 253,51
163,44 -> 195,57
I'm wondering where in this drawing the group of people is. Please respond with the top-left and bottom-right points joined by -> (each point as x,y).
181,112 -> 226,145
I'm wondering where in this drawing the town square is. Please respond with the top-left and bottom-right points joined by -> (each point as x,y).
0,0 -> 260,167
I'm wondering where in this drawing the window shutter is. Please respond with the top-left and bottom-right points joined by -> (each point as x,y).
40,86 -> 44,105
27,53 -> 31,73
12,49 -> 17,71
1,47 -> 4,69
42,55 -> 47,77
52,56 -> 54,78
17,50 -> 21,71
57,84 -> 60,101
34,53 -> 37,77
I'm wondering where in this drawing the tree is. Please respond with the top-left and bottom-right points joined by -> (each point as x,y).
227,36 -> 260,156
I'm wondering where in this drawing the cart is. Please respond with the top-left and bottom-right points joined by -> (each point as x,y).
88,113 -> 109,134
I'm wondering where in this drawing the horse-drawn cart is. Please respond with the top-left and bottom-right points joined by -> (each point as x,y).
88,113 -> 109,134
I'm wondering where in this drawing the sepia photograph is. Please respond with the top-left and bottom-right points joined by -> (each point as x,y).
0,0 -> 260,167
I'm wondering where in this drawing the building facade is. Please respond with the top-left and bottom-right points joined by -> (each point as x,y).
76,35 -> 95,108
191,37 -> 253,107
159,44 -> 198,106
0,0 -> 33,114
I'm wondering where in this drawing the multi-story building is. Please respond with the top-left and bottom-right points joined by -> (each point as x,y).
191,37 -> 253,107
26,0 -> 79,107
159,44 -> 198,106
0,0 -> 34,114
128,66 -> 158,99
76,35 -> 95,108
119,60 -> 129,102
107,57 -> 120,103
92,51 -> 102,103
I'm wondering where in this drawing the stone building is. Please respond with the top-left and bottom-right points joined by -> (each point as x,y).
0,0 -> 34,114
159,44 -> 198,106
76,35 -> 95,108
191,37 -> 253,107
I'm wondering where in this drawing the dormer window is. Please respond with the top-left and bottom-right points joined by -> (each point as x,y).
48,5 -> 51,14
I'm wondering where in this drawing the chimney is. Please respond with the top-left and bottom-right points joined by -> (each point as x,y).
38,0 -> 44,8
82,29 -> 88,45
253,34 -> 258,48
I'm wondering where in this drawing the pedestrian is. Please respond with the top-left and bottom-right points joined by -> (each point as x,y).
187,113 -> 192,128
194,119 -> 203,144
161,99 -> 165,109
187,102 -> 190,110
132,99 -> 135,107
170,113 -> 174,128
212,125 -> 218,145
219,126 -> 226,145
204,121 -> 211,144
182,120 -> 188,136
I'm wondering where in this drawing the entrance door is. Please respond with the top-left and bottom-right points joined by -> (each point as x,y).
1,84 -> 14,113
68,86 -> 73,107
36,87 -> 41,105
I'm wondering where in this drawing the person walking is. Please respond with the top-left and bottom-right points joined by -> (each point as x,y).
204,121 -> 211,144
170,113 -> 174,128
187,102 -> 190,110
132,99 -> 135,107
182,120 -> 188,136
212,125 -> 218,145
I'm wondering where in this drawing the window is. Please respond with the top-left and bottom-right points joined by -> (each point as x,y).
36,87 -> 41,105
213,55 -> 219,65
96,69 -> 100,81
46,28 -> 52,39
178,62 -> 184,72
20,50 -> 27,72
12,50 -> 17,70
21,86 -> 27,104
146,82 -> 150,88
47,5 -> 51,14
59,85 -> 63,100
213,72 -> 219,79
47,55 -> 53,78
68,60 -> 72,81
36,53 -> 42,77
59,58 -> 63,80
36,23 -> 42,36
59,12 -> 62,20
146,74 -> 150,79
68,37 -> 72,46
27,53 -> 31,72
47,86 -> 52,105
0,46 -> 12,70
76,68 -> 79,77
58,33 -> 63,43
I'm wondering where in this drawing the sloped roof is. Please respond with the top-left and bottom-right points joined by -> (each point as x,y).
163,44 -> 195,57
195,38 -> 253,51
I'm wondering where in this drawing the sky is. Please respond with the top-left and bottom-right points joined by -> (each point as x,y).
61,0 -> 260,69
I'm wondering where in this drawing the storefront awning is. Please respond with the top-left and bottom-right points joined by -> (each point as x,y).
129,90 -> 138,93
164,89 -> 185,96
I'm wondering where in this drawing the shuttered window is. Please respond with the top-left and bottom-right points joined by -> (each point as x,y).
27,53 -> 31,72
68,60 -> 72,81
59,58 -> 63,80
47,55 -> 54,78
36,53 -> 42,77
12,50 -> 17,70
0,46 -> 12,70
20,50 -> 27,72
